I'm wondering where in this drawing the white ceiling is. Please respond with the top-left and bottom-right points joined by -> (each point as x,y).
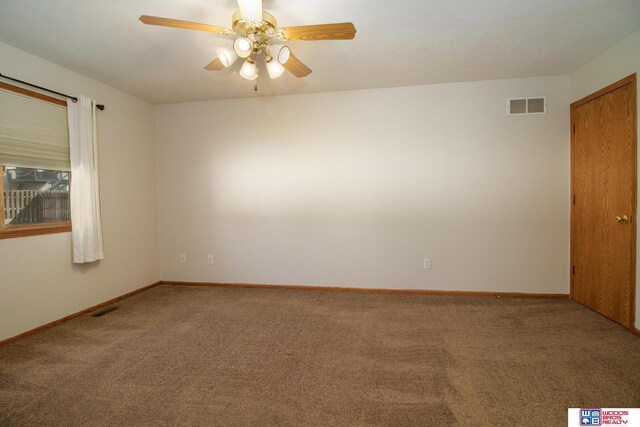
1,0 -> 639,104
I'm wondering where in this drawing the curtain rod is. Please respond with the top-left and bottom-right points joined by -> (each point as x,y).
0,72 -> 105,111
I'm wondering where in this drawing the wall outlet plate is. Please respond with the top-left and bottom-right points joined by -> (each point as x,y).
424,258 -> 431,269
207,255 -> 214,264
179,254 -> 187,264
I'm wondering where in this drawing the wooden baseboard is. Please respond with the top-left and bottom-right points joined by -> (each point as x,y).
0,281 -> 161,347
161,281 -> 570,299
633,327 -> 640,337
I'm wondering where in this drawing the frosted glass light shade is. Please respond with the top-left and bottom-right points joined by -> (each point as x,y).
266,58 -> 284,79
233,38 -> 253,58
239,59 -> 258,80
268,44 -> 282,57
277,46 -> 291,65
218,49 -> 238,67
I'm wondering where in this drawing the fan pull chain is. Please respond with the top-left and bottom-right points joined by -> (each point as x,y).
254,81 -> 258,92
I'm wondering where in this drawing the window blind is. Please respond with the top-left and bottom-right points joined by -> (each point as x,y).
0,87 -> 70,171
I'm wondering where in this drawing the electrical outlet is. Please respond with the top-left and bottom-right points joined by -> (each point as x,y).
207,255 -> 214,265
179,254 -> 187,264
424,258 -> 431,269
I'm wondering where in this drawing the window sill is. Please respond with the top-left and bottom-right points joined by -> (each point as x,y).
0,222 -> 71,239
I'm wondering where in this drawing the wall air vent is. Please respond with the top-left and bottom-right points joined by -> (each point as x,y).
507,97 -> 547,116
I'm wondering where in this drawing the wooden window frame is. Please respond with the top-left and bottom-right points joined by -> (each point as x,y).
0,82 -> 72,240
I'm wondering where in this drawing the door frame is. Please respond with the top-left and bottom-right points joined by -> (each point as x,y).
570,73 -> 637,330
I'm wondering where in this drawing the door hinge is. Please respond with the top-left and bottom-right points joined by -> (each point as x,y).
572,124 -> 575,135
572,265 -> 575,275
573,195 -> 576,205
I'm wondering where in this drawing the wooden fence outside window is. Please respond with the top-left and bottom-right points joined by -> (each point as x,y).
3,190 -> 70,224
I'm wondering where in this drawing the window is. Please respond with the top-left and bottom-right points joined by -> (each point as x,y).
0,82 -> 71,239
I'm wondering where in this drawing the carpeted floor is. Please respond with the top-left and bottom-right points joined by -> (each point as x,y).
1,285 -> 639,426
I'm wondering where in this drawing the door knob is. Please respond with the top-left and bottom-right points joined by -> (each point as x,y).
616,215 -> 630,223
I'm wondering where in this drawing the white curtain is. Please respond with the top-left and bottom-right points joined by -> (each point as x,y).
67,95 -> 104,263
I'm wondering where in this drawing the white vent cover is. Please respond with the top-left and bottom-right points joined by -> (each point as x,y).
506,97 -> 547,116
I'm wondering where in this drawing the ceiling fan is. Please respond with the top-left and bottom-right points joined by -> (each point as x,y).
139,0 -> 356,90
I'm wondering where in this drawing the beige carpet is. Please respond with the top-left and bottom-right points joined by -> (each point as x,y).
1,284 -> 639,426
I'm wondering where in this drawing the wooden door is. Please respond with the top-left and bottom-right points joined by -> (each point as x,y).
571,74 -> 637,328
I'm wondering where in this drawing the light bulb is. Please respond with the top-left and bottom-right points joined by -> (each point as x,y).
239,59 -> 257,80
266,57 -> 284,79
218,49 -> 237,68
233,37 -> 253,58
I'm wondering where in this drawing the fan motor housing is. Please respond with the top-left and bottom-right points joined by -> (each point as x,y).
231,10 -> 277,35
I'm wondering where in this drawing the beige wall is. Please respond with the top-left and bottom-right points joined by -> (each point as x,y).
156,76 -> 571,294
570,30 -> 640,329
0,41 -> 160,341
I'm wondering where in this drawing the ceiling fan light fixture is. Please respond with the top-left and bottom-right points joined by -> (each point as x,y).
239,58 -> 258,80
266,57 -> 285,79
218,49 -> 238,67
139,4 -> 356,85
233,37 -> 253,58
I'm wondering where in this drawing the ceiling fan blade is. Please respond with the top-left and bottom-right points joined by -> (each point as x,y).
282,52 -> 312,78
204,58 -> 225,71
139,15 -> 231,36
281,22 -> 356,41
237,0 -> 263,23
